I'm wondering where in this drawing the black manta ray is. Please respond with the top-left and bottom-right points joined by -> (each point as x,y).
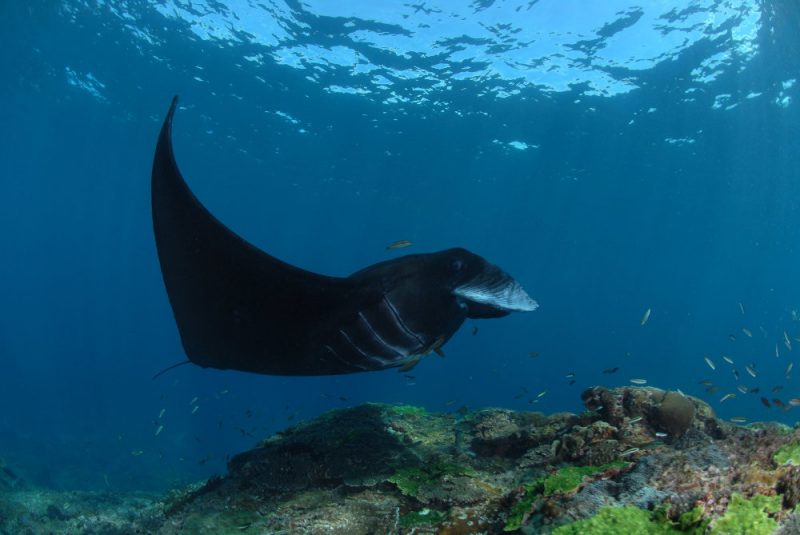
152,96 -> 538,376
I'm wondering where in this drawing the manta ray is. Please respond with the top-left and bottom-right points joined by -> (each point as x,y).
151,96 -> 537,376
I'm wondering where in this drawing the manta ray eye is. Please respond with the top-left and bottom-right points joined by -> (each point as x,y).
451,259 -> 464,272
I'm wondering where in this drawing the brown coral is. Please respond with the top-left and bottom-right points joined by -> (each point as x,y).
655,391 -> 696,438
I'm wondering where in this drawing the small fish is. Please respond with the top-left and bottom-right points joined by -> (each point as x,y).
776,344 -> 781,358
568,379 -> 576,386
398,357 -> 421,373
471,326 -> 478,336
219,389 -> 229,395
786,363 -> 794,376
537,390 -> 548,398
655,432 -> 668,438
191,405 -> 199,414
704,356 -> 716,371
131,450 -> 144,457
158,408 -> 166,419
750,387 -> 760,394
629,416 -> 643,424
424,336 -> 446,357
761,397 -> 772,408
154,425 -> 164,436
732,369 -> 740,380
386,239 -> 413,250
602,367 -> 619,374
699,380 -> 714,386
773,398 -> 786,408
745,365 -> 757,378
737,385 -> 748,394
729,334 -> 737,341
786,338 -> 793,351
742,328 -> 753,338
528,352 -> 540,358
189,397 -> 198,405
706,386 -> 720,393
641,308 -> 651,326
630,378 -> 647,385
772,386 -> 784,393
565,372 -> 576,379
730,417 -> 748,423
739,302 -> 745,314
620,447 -> 640,457
720,393 -> 736,403
722,356 -> 734,365
789,398 -> 800,407
785,331 -> 792,345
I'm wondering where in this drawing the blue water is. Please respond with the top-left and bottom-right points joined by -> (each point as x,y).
1,1 -> 798,492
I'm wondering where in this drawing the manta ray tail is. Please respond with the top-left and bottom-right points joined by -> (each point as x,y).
151,360 -> 192,380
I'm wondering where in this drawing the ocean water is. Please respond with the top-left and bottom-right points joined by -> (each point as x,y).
0,0 -> 798,493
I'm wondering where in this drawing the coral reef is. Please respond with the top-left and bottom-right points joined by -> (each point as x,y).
3,386 -> 800,533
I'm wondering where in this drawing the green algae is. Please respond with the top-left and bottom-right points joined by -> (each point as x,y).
677,506 -> 709,533
503,481 -> 542,531
774,441 -> 800,466
551,506 -> 680,534
542,460 -> 628,496
546,495 -> 778,535
399,508 -> 447,528
390,404 -> 428,417
503,461 -> 630,531
710,494 -> 780,535
388,463 -> 476,497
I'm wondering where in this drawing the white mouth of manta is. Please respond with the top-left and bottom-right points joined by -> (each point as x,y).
454,280 -> 539,313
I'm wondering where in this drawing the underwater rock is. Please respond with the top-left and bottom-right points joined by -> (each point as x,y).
7,386 -> 800,533
583,385 -> 722,444
466,409 -> 567,458
226,404 -> 435,493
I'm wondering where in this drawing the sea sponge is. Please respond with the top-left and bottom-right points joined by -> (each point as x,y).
655,391 -> 696,437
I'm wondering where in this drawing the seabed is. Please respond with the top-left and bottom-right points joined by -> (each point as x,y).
2,386 -> 800,534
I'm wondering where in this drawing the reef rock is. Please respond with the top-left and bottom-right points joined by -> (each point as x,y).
4,387 -> 800,534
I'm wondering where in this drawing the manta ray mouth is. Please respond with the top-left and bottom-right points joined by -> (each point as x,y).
454,269 -> 538,314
